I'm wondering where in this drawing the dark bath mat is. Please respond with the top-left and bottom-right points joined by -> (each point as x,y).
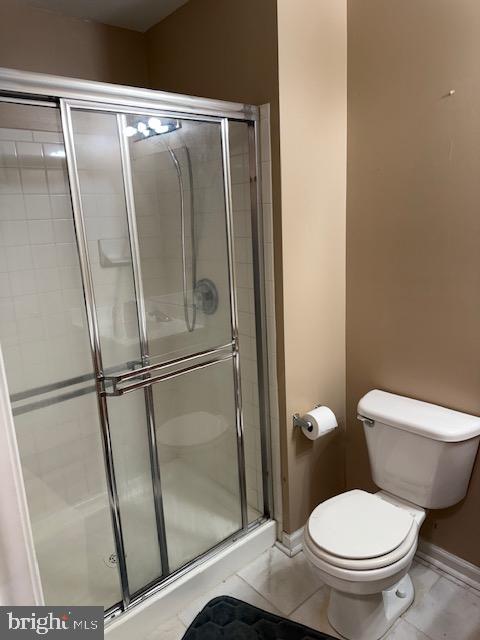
181,595 -> 338,640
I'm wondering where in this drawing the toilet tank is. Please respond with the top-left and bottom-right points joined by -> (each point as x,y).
357,390 -> 480,509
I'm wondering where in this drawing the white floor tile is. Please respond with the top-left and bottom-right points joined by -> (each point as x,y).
145,616 -> 186,640
409,561 -> 441,606
178,574 -> 280,627
468,586 -> 480,601
404,576 -> 480,640
289,586 -> 340,638
237,547 -> 323,615
430,567 -> 477,591
385,619 -> 432,640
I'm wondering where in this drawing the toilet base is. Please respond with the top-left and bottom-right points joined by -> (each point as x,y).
327,574 -> 414,640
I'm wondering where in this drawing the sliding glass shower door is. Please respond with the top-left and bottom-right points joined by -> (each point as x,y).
62,101 -> 248,607
1,84 -> 268,616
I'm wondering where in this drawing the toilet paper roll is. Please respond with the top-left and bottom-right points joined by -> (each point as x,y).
302,406 -> 338,440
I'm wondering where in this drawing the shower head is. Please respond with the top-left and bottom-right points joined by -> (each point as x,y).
125,117 -> 180,140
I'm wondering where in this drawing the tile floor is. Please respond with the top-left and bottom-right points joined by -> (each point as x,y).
145,546 -> 480,640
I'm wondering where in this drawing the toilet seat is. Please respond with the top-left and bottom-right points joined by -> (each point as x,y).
303,525 -> 418,585
305,521 -> 418,571
306,490 -> 418,572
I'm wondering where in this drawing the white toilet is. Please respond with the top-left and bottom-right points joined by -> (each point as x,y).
303,389 -> 480,640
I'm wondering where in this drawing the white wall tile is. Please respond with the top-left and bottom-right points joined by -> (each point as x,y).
9,270 -> 38,295
28,220 -> 54,244
53,219 -> 75,243
0,298 -> 15,322
0,141 -> 18,167
13,293 -> 40,319
33,131 -> 62,144
1,251 -> 11,271
50,195 -> 71,219
20,169 -> 48,194
31,244 -> 57,269
0,319 -> 18,346
47,169 -> 69,195
39,290 -> 64,316
59,267 -> 81,290
17,317 -> 46,342
0,168 -> 22,194
0,194 -> 25,220
16,142 -> 44,168
0,128 -> 33,142
0,220 -> 28,246
35,268 -> 61,293
43,144 -> 66,168
0,272 -> 11,298
55,243 -> 79,267
25,194 -> 51,220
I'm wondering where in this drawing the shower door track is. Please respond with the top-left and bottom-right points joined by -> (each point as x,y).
104,516 -> 269,622
0,67 -> 274,620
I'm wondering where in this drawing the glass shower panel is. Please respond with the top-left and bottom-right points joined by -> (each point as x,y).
0,102 -> 121,608
151,358 -> 242,571
105,392 -> 163,593
71,110 -> 142,370
229,121 -> 264,522
124,115 -> 233,363
69,108 -> 163,594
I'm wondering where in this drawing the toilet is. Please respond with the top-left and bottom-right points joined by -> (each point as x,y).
303,389 -> 480,640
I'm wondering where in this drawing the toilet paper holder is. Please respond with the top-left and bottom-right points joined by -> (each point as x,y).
293,404 -> 322,433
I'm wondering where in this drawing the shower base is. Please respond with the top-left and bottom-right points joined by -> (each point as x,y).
30,458 -> 261,609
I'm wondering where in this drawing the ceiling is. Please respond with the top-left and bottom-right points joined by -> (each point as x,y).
20,0 -> 189,32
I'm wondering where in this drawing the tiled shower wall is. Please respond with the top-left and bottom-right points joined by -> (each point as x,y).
0,119 -> 106,523
0,127 -> 88,391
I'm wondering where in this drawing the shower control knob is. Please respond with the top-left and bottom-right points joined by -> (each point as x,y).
194,278 -> 219,315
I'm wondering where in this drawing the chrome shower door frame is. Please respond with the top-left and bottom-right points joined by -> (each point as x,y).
0,67 -> 273,621
60,100 -> 132,610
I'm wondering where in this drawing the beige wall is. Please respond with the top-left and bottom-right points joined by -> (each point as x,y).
0,0 -> 148,87
277,0 -> 347,532
347,0 -> 480,566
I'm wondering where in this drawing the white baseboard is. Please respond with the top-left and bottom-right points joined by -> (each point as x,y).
106,520 -> 276,640
275,526 -> 304,557
416,539 -> 480,592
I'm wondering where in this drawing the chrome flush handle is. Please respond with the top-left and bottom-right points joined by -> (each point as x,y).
357,414 -> 375,427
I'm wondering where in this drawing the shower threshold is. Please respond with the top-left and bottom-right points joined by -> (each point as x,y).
105,519 -> 276,638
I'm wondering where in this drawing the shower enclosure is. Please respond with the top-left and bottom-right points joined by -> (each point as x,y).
0,68 -> 272,619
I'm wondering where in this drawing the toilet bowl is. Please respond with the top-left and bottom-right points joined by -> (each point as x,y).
303,490 -> 424,640
303,390 -> 480,640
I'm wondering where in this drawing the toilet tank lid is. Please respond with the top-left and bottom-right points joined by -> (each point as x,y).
357,390 -> 480,442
